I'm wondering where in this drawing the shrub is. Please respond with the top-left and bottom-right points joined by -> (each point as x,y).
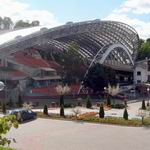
77,102 -> 82,106
2,103 -> 6,114
142,99 -> 146,110
72,107 -> 81,119
99,104 -> 105,118
60,105 -> 65,117
111,103 -> 125,109
86,95 -> 92,108
123,108 -> 128,120
64,103 -> 73,108
147,101 -> 149,107
43,105 -> 48,115
7,98 -> 14,107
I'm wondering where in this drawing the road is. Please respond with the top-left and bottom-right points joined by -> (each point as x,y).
7,118 -> 150,150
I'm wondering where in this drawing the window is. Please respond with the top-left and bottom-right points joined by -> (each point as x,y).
137,80 -> 141,83
137,71 -> 141,76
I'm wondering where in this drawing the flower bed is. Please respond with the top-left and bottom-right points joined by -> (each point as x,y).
78,112 -> 97,119
37,111 -> 145,127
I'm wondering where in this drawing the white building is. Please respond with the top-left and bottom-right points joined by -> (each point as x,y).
134,59 -> 150,84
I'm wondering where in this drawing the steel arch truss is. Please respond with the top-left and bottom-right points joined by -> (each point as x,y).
0,20 -> 139,70
78,43 -> 134,94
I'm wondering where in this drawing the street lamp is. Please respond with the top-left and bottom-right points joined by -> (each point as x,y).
138,109 -> 146,125
104,87 -> 108,104
147,87 -> 150,106
147,87 -> 150,96
0,81 -> 5,105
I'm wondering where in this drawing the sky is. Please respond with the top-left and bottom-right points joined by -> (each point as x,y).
0,0 -> 150,39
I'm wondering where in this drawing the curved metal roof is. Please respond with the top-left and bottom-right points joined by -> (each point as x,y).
0,19 -> 139,71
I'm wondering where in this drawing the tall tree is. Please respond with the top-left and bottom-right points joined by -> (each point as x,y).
123,108 -> 128,120
3,17 -> 13,29
31,20 -> 40,26
14,20 -> 31,29
137,38 -> 150,60
0,17 -> 3,29
99,104 -> 105,118
83,63 -> 116,92
57,41 -> 86,84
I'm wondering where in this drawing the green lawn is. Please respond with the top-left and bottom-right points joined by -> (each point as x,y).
0,147 -> 14,150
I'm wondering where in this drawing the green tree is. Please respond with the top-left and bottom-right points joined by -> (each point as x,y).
142,99 -> 146,110
107,96 -> 111,106
14,20 -> 31,29
55,41 -> 85,84
60,105 -> 65,117
8,98 -> 13,107
17,95 -> 23,107
124,100 -> 127,108
43,105 -> 48,115
0,17 -> 3,30
83,63 -> 116,92
86,95 -> 92,108
60,95 -> 64,107
3,17 -> 13,29
0,115 -> 18,146
137,38 -> 150,60
99,104 -> 105,118
2,103 -> 6,114
31,20 -> 40,26
123,108 -> 128,120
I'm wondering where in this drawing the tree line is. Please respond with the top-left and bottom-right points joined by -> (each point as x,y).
137,38 -> 150,60
0,16 -> 40,30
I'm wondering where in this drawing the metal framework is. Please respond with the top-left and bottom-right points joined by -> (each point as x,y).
0,19 -> 139,70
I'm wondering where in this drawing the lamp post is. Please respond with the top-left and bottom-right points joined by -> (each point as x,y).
104,87 -> 108,105
0,81 -> 5,108
147,87 -> 150,107
138,109 -> 146,125
147,87 -> 150,97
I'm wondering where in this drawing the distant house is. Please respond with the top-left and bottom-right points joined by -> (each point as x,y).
134,58 -> 150,84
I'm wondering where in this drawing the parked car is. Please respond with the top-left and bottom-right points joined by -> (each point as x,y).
9,109 -> 37,122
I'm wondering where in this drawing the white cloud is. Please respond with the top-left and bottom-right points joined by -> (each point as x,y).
104,0 -> 150,39
104,13 -> 150,39
114,0 -> 150,14
0,0 -> 62,26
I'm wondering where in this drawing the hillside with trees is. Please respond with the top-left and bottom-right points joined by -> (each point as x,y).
0,16 -> 40,30
137,38 -> 150,60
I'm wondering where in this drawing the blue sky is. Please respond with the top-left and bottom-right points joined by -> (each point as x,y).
18,0 -> 123,22
0,0 -> 150,39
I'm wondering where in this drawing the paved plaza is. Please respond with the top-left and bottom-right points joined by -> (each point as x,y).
8,118 -> 150,150
33,101 -> 143,119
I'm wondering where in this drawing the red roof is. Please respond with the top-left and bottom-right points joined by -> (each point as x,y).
0,70 -> 28,79
12,51 -> 61,70
11,70 -> 28,77
14,55 -> 50,68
